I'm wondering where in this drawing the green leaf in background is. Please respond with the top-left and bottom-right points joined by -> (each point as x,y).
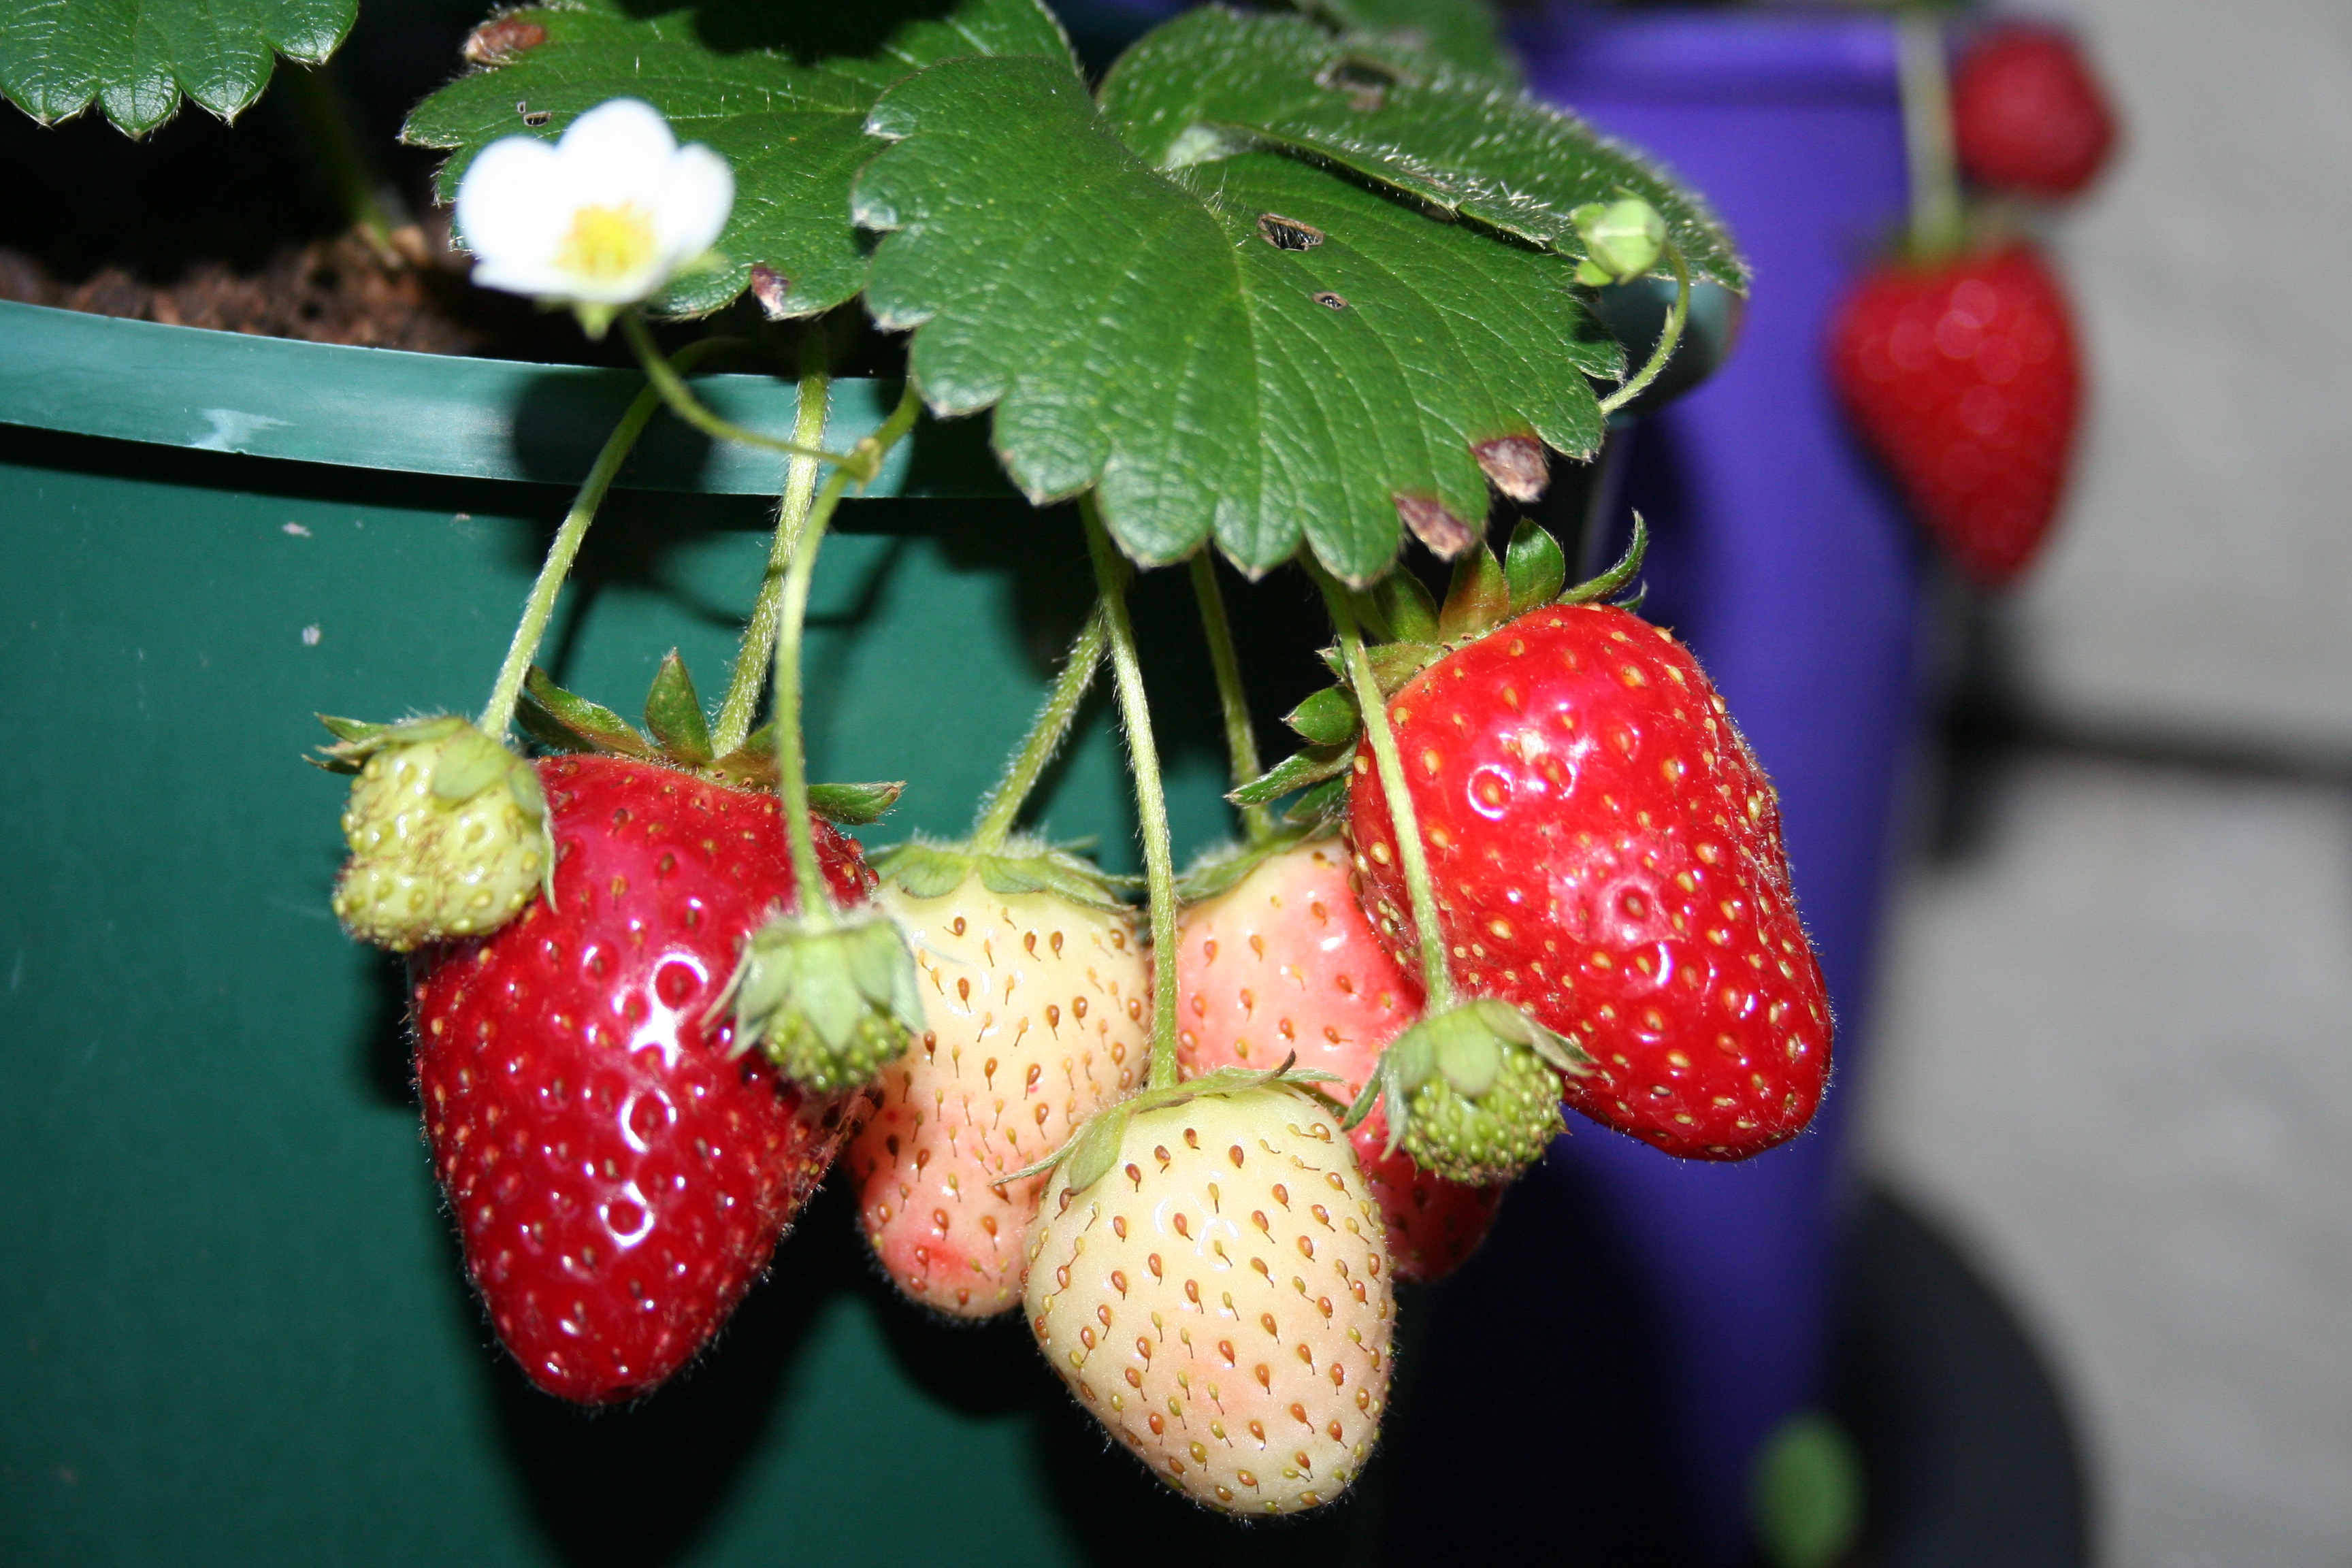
1100,7 -> 1746,292
402,0 -> 1075,318
855,56 -> 1618,583
0,0 -> 354,135
1294,0 -> 1520,85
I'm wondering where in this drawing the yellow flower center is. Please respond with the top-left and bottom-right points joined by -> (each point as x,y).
555,203 -> 657,282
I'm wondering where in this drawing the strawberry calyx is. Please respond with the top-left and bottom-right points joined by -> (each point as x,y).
314,713 -> 553,952
1232,516 -> 1649,823
1342,998 -> 1592,1184
872,834 -> 1137,915
1007,1056 -> 1345,1198
709,904 -> 924,1093
515,655 -> 901,823
1173,818 -> 1337,904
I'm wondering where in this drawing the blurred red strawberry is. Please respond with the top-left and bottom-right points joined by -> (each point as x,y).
1952,21 -> 2119,200
1828,244 -> 2082,587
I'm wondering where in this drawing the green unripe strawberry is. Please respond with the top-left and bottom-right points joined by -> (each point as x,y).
1348,999 -> 1585,1184
1571,197 -> 1667,286
716,907 -> 924,1093
325,715 -> 551,952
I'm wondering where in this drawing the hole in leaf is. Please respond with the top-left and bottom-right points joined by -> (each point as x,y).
1312,291 -> 1350,310
1258,214 -> 1325,252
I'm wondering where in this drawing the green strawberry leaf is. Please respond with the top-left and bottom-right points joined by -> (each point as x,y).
1294,0 -> 1520,85
400,0 -> 1076,319
1,0 -> 354,135
856,55 -> 1617,581
1283,775 -> 1350,828
642,649 -> 715,765
1505,517 -> 1567,613
1100,8 -> 1744,293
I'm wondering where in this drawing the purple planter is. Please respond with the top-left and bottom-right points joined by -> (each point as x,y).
1384,9 -> 1925,1563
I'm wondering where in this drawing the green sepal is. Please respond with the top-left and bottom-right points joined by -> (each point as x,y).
871,836 -> 1136,913
429,724 -> 519,803
642,649 -> 713,766
1231,742 -> 1355,807
806,781 -> 907,826
1320,638 -> 1442,696
713,907 -> 924,1094
1286,686 -> 1362,747
1437,542 -> 1512,642
1505,519 -> 1568,614
310,713 -> 463,774
518,667 -> 653,759
1175,820 -> 1335,904
1371,568 -> 1442,644
1559,512 -> 1649,606
1341,998 -> 1590,1181
1007,1058 -> 1345,1194
1284,776 -> 1351,829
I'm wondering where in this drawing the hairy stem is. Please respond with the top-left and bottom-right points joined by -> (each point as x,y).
1313,567 -> 1457,1011
1597,242 -> 1691,419
1898,8 -> 1965,261
713,329 -> 835,755
1081,497 -> 1181,1090
478,337 -> 736,739
970,607 -> 1109,853
1188,551 -> 1273,843
774,382 -> 924,919
621,311 -> 866,474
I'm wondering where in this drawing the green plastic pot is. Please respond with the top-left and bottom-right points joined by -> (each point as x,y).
0,301 -> 1372,1567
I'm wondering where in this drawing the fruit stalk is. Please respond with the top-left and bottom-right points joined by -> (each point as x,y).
1313,565 -> 1457,1011
1188,551 -> 1273,843
476,336 -> 738,740
1898,7 -> 1965,259
969,606 -> 1109,852
771,382 -> 925,919
712,327 -> 836,755
619,310 -> 866,474
1080,495 -> 1182,1090
1595,240 -> 1691,419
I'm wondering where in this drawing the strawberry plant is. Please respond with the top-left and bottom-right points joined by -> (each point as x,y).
10,0 -> 1880,1527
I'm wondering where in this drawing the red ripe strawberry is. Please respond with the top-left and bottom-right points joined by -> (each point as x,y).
1827,244 -> 2082,587
1345,604 -> 1830,1161
1175,839 -> 1503,1281
411,753 -> 875,1403
1951,21 -> 2119,201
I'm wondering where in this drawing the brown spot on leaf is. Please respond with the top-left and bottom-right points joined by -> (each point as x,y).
749,265 -> 791,319
465,18 -> 547,66
1473,436 -> 1549,503
1395,493 -> 1475,557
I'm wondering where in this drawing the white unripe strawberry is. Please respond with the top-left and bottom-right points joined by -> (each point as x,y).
1024,1076 -> 1395,1515
847,865 -> 1147,1316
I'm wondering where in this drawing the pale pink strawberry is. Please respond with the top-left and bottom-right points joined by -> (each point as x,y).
844,872 -> 1147,1316
1024,1077 -> 1395,1514
1176,839 -> 1505,1283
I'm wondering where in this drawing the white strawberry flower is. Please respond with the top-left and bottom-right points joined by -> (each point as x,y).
454,97 -> 733,331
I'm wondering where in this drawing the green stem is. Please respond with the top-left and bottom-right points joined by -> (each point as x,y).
970,607 -> 1109,853
772,382 -> 925,920
1311,566 -> 1457,1011
1897,8 -> 1965,260
1081,496 -> 1181,1090
621,311 -> 867,474
280,63 -> 405,266
1188,551 -> 1273,843
712,329 -> 835,756
1596,242 -> 1690,419
478,337 -> 736,738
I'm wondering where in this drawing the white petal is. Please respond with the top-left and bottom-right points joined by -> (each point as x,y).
556,98 -> 677,199
654,143 -> 735,269
454,135 -> 564,274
